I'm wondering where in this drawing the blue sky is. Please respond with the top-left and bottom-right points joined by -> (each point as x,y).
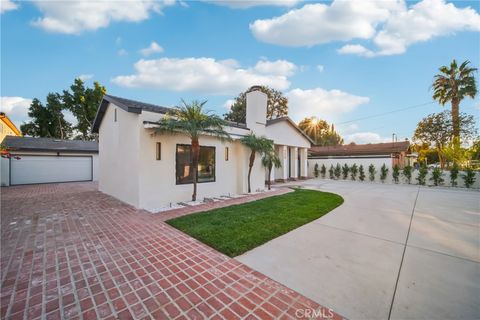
1,0 -> 479,144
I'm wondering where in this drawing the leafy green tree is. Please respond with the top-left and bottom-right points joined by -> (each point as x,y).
403,165 -> 413,184
432,59 -> 477,141
320,164 -> 327,178
63,78 -> 106,140
350,164 -> 358,181
334,163 -> 341,179
240,133 -> 273,193
417,163 -> 428,185
430,167 -> 444,186
450,163 -> 459,186
368,164 -> 376,182
341,164 -> 349,179
359,165 -> 366,181
224,86 -> 288,123
262,150 -> 281,190
313,163 -> 319,178
298,117 -> 343,146
156,100 -> 231,201
462,167 -> 476,188
392,165 -> 400,184
329,165 -> 334,179
380,164 -> 389,183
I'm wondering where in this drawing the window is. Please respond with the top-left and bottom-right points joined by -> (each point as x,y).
156,142 -> 161,160
176,144 -> 215,184
114,108 -> 117,122
225,147 -> 229,161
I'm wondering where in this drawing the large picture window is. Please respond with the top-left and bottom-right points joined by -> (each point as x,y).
176,144 -> 215,184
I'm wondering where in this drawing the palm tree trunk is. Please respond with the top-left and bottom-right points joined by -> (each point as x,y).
247,150 -> 255,193
267,164 -> 272,190
191,138 -> 200,201
451,98 -> 460,141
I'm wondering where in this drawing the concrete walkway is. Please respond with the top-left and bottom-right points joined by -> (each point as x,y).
237,180 -> 480,320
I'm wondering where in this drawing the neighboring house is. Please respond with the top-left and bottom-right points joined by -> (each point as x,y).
92,89 -> 312,212
308,141 -> 412,175
0,112 -> 22,142
1,136 -> 98,186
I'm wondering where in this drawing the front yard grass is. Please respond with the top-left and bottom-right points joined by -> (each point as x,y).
166,188 -> 343,257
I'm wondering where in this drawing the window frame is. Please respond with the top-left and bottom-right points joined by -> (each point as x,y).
175,144 -> 216,185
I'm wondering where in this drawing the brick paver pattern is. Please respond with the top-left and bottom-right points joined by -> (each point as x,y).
1,182 -> 342,320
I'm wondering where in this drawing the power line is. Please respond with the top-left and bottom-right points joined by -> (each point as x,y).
335,101 -> 436,126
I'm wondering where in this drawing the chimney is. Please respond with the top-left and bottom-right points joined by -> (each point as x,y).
246,87 -> 267,135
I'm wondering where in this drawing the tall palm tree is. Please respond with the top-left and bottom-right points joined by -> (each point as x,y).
156,100 -> 231,201
262,150 -> 281,190
240,133 -> 273,193
432,59 -> 477,141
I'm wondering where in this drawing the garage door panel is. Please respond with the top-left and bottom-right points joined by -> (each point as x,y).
11,156 -> 92,185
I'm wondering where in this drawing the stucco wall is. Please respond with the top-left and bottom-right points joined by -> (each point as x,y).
308,157 -> 393,178
265,121 -> 311,148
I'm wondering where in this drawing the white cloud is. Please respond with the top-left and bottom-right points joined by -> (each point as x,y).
112,57 -> 295,95
77,74 -> 94,81
140,41 -> 164,56
250,0 -> 480,56
223,99 -> 235,109
0,97 -> 32,128
317,65 -> 324,72
118,49 -> 128,56
286,88 -> 370,122
343,132 -> 390,144
1,0 -> 18,14
31,0 -> 176,34
253,59 -> 297,76
206,0 -> 300,9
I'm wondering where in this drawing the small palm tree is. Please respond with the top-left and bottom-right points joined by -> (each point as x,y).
432,59 -> 477,141
240,133 -> 273,193
156,100 -> 231,201
262,150 -> 281,190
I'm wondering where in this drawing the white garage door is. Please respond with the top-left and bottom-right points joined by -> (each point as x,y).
10,156 -> 92,185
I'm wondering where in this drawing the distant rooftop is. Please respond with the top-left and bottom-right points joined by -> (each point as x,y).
2,136 -> 98,153
309,141 -> 410,157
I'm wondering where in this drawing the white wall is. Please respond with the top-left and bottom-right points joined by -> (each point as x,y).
308,157 -> 392,178
1,157 -> 9,186
266,121 -> 311,149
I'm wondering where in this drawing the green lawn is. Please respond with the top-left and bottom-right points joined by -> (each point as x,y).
166,188 -> 344,257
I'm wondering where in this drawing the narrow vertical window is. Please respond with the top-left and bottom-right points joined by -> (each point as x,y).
114,108 -> 117,122
225,147 -> 229,161
156,142 -> 161,160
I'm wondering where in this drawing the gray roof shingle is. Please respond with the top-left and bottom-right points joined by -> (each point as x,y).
2,136 -> 98,153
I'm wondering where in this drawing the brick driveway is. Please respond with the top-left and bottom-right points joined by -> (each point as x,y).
1,182 -> 341,320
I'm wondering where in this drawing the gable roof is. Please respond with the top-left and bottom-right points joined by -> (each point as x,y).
266,116 -> 315,145
309,141 -> 410,157
0,112 -> 22,136
2,136 -> 98,153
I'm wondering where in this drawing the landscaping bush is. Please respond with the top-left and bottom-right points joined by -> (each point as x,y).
320,164 -> 326,178
392,164 -> 400,184
368,164 -> 376,182
417,163 -> 428,185
380,164 -> 389,183
314,163 -> 319,178
450,163 -> 459,187
359,165 -> 366,181
430,167 -> 444,186
329,165 -> 334,179
462,167 -> 476,188
341,164 -> 349,179
402,165 -> 412,184
334,163 -> 341,179
350,164 -> 358,181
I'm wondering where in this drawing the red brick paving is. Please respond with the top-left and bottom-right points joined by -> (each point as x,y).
1,182 -> 343,320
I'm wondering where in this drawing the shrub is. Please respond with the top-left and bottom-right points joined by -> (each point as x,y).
334,163 -> 341,179
392,165 -> 400,184
359,165 -> 366,181
320,164 -> 326,178
417,163 -> 428,185
350,164 -> 358,181
462,167 -> 476,188
329,165 -> 334,179
368,164 -> 376,182
402,165 -> 412,184
341,164 -> 349,179
430,167 -> 444,186
450,163 -> 459,187
380,164 -> 389,183
314,163 -> 319,178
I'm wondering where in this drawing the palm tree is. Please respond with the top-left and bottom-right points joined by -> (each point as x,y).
156,100 -> 231,201
240,133 -> 273,193
432,59 -> 477,141
262,150 -> 281,190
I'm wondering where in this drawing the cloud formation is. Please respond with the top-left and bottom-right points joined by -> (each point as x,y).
206,0 -> 300,9
140,41 -> 164,56
112,57 -> 295,95
343,132 -> 391,144
1,0 -> 18,14
77,74 -> 94,81
1,96 -> 32,128
251,0 -> 480,56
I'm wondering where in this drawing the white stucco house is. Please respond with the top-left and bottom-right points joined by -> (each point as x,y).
92,88 -> 312,212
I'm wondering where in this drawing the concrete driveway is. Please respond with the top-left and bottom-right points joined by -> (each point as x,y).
237,180 -> 480,320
